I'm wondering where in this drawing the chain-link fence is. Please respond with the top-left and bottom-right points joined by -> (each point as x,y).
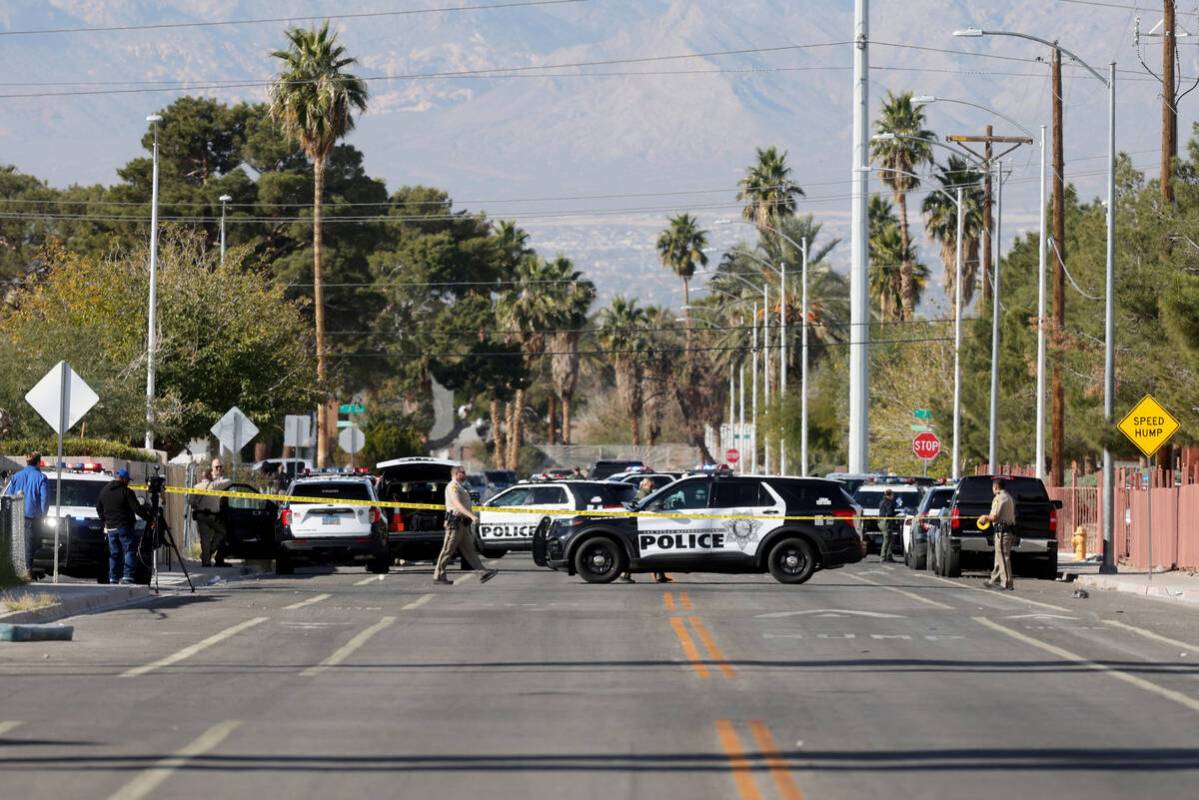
1,493 -> 25,585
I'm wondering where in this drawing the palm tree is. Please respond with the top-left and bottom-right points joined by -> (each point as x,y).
598,297 -> 648,445
737,146 -> 805,230
545,256 -> 596,446
499,256 -> 558,467
869,196 -> 909,321
656,213 -> 708,314
870,91 -> 934,321
922,156 -> 984,315
270,22 -> 368,467
640,305 -> 678,446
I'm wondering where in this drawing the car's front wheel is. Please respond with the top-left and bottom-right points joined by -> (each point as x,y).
767,537 -> 816,584
573,537 -> 624,584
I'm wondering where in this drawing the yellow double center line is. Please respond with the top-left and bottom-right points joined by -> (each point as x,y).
715,719 -> 805,800
665,592 -> 734,679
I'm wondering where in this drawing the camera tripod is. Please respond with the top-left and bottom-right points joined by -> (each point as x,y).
143,467 -> 195,594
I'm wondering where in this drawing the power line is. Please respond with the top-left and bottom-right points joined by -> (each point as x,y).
1055,0 -> 1196,14
0,1 -> 590,37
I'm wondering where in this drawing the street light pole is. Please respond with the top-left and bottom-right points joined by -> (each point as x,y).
988,160 -> 1003,473
1036,126 -> 1048,480
849,0 -> 871,474
763,284 -> 771,475
144,113 -> 162,452
800,237 -> 810,477
752,302 -> 759,474
953,187 -> 964,480
779,258 -> 787,474
219,194 -> 232,265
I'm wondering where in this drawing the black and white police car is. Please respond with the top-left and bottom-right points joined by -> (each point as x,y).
532,473 -> 865,584
475,480 -> 637,557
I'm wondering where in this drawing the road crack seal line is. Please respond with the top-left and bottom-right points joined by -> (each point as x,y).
106,720 -> 241,800
975,617 -> 1199,714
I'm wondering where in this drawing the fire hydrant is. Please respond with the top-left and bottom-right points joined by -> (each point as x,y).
1072,526 -> 1087,561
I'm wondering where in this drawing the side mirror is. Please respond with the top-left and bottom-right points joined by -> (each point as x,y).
1052,499 -> 1063,510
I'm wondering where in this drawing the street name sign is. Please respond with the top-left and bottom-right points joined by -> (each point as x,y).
1117,394 -> 1179,458
913,409 -> 932,420
339,403 -> 365,415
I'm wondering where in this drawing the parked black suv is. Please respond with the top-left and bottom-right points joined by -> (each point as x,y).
532,475 -> 865,584
927,475 -> 1062,579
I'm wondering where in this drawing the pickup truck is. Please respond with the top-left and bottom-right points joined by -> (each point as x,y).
927,475 -> 1062,579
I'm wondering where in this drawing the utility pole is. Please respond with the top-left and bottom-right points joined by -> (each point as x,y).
1052,46 -> 1066,488
1163,0 -> 1177,204
848,0 -> 870,474
981,125 -> 993,304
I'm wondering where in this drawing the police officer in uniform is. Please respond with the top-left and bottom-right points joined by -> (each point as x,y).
434,466 -> 497,585
983,477 -> 1017,590
877,488 -> 898,562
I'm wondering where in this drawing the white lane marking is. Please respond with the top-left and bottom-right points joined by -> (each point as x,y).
121,618 -> 269,678
453,573 -> 477,586
914,572 -> 1072,612
0,721 -> 23,736
402,593 -> 435,611
354,576 -> 381,586
975,617 -> 1199,714
756,609 -> 904,619
106,720 -> 241,800
301,616 -> 396,677
1007,613 -> 1078,621
844,572 -> 955,610
283,593 -> 330,611
1103,619 -> 1199,653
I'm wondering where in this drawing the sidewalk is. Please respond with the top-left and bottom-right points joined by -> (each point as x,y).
0,560 -> 270,625
1060,553 -> 1199,607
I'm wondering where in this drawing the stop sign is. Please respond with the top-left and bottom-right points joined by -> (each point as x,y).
726,448 -> 740,464
912,432 -> 941,460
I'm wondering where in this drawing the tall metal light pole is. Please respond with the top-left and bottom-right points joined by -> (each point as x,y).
219,194 -> 232,265
988,160 -> 1003,473
955,27 -> 1118,574
849,0 -> 871,473
763,283 -> 771,475
1036,126 -> 1048,480
144,113 -> 162,451
752,302 -> 759,474
800,237 -> 810,477
779,258 -> 787,474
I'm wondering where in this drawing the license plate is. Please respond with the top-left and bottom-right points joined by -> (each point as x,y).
322,515 -> 339,526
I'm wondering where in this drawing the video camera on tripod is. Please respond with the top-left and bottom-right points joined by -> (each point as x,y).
141,465 -> 195,594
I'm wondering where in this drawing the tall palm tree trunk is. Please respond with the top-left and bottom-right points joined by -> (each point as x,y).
896,191 -> 914,321
547,395 -> 558,445
682,276 -> 690,311
313,157 -> 329,467
561,389 -> 573,445
508,388 -> 525,469
490,398 -> 505,468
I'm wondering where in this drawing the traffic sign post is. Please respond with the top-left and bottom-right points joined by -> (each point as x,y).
339,425 -> 365,469
25,361 -> 99,583
1117,395 -> 1180,581
211,407 -> 259,479
912,432 -> 941,477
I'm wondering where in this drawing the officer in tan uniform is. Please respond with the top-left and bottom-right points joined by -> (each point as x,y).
433,466 -> 497,585
982,477 -> 1018,590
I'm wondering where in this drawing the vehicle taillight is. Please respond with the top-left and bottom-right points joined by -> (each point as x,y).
1049,506 -> 1057,534
832,509 -> 856,528
951,506 -> 961,531
370,507 -> 382,525
389,512 -> 406,533
281,508 -> 292,527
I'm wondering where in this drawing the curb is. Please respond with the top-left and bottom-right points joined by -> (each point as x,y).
0,585 -> 153,625
1075,574 -> 1199,607
0,623 -> 74,642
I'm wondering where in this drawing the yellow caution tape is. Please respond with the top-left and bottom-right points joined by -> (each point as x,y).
133,483 -> 914,524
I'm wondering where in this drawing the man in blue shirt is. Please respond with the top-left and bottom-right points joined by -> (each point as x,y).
3,452 -> 50,575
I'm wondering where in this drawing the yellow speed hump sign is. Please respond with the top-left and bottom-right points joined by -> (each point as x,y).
1117,394 -> 1180,458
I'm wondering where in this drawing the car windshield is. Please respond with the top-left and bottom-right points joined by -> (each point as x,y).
291,482 -> 372,502
484,470 -> 515,484
925,490 -> 955,511
958,477 -> 1049,504
49,479 -> 105,507
853,488 -> 919,510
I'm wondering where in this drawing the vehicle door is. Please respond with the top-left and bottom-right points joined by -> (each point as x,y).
477,485 -> 538,545
708,479 -> 785,561
220,482 -> 277,557
635,478 -> 716,564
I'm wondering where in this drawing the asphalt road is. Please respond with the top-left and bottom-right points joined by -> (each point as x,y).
2,555 -> 1198,799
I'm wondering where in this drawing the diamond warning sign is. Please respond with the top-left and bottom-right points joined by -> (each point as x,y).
1117,394 -> 1180,458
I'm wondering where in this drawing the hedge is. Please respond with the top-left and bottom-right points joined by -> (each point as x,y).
1,438 -> 158,463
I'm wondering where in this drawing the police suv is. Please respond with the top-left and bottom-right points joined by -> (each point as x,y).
475,480 -> 637,557
532,473 -> 865,584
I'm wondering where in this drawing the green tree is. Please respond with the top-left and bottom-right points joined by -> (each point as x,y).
499,255 -> 559,466
737,146 -> 805,230
545,256 -> 596,445
656,213 -> 709,314
270,22 -> 369,467
871,91 -> 934,321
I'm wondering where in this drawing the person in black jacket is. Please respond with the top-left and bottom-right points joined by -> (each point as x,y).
878,488 -> 898,563
96,468 -> 145,584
